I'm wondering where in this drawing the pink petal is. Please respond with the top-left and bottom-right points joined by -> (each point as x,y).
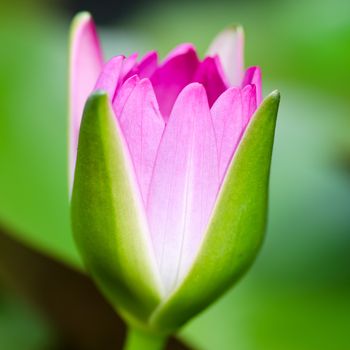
206,26 -> 244,86
211,87 -> 243,182
69,12 -> 103,192
112,75 -> 140,117
242,84 -> 257,124
242,66 -> 262,105
194,56 -> 229,107
164,43 -> 196,60
94,56 -> 124,99
146,83 -> 219,294
150,44 -> 199,120
130,51 -> 158,79
117,78 -> 165,204
120,53 -> 138,81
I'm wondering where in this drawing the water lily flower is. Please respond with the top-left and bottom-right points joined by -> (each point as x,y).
69,12 -> 279,348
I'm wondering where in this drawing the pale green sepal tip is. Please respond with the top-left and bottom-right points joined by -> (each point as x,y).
71,91 -> 163,325
149,91 -> 280,332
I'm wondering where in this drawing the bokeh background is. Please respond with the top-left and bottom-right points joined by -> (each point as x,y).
0,0 -> 349,349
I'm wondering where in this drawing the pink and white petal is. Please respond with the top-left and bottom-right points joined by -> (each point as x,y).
146,83 -> 219,294
137,51 -> 158,78
120,53 -> 138,81
242,84 -> 257,124
242,66 -> 262,105
194,56 -> 229,107
94,56 -> 124,99
69,12 -> 103,193
211,87 -> 243,182
206,26 -> 244,86
150,45 -> 199,120
163,43 -> 196,62
112,74 -> 140,118
117,78 -> 165,203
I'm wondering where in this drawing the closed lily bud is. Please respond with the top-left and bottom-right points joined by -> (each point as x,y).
69,11 -> 280,343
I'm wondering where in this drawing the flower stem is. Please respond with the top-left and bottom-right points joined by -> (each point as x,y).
123,327 -> 167,350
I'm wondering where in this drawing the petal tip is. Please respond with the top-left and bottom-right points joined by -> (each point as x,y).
183,82 -> 206,93
245,65 -> 261,74
207,24 -> 245,86
71,12 -> 94,34
72,11 -> 91,23
178,82 -> 208,105
163,43 -> 198,63
138,77 -> 153,88
224,24 -> 244,35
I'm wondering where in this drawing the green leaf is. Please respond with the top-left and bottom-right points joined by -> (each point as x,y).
71,91 -> 162,326
149,91 -> 280,332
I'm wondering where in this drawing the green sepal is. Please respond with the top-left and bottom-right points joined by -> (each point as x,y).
149,91 -> 280,332
71,91 -> 162,325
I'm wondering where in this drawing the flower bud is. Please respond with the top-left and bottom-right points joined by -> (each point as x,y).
69,12 -> 280,334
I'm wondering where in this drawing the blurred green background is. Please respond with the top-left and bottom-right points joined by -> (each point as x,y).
0,0 -> 349,349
